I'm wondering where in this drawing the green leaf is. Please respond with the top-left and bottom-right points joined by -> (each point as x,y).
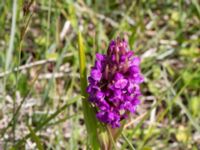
78,31 -> 100,149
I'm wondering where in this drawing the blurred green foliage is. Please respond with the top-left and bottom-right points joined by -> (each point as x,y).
0,0 -> 199,149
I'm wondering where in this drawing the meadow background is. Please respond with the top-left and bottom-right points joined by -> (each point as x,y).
0,0 -> 200,149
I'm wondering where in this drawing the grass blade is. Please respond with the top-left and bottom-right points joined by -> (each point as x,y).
13,96 -> 79,148
122,132 -> 136,150
27,125 -> 44,150
176,100 -> 200,132
5,0 -> 17,71
36,96 -> 80,130
191,0 -> 200,17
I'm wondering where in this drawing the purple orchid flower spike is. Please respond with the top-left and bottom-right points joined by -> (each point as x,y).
87,37 -> 143,128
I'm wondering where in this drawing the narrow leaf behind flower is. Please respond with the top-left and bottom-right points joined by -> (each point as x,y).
78,31 -> 100,149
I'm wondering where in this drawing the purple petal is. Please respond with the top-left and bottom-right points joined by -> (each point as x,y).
96,91 -> 105,100
132,57 -> 140,66
91,69 -> 102,81
114,79 -> 128,89
96,53 -> 106,61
